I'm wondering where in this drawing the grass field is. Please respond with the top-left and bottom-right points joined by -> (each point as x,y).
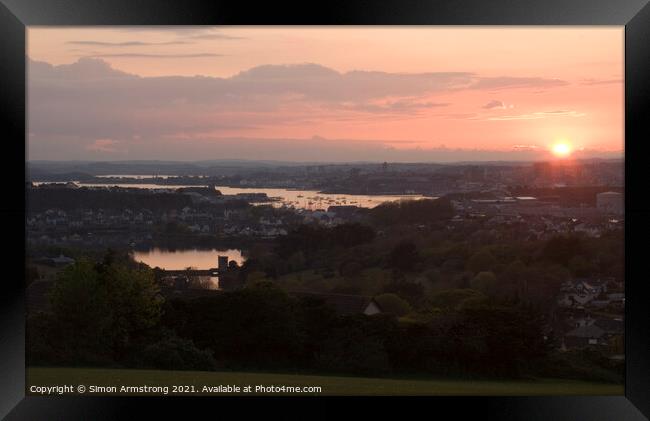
27,367 -> 624,396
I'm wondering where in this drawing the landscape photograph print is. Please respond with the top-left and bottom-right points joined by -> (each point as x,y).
25,26 -> 625,396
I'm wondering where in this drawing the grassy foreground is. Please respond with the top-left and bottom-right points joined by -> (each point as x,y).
27,367 -> 623,396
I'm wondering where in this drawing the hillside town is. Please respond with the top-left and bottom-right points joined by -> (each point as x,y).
27,159 -> 624,370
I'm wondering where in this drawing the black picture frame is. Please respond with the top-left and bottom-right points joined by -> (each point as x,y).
1,0 -> 649,419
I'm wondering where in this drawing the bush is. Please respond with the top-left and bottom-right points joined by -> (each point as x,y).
469,271 -> 498,295
428,289 -> 487,311
315,315 -> 394,376
27,312 -> 116,367
134,335 -> 217,371
382,280 -> 425,306
163,286 -> 302,367
538,349 -> 623,383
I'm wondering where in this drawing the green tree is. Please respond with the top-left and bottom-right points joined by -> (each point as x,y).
541,235 -> 585,266
163,221 -> 190,235
428,288 -> 487,312
288,251 -> 307,272
568,255 -> 597,277
470,271 -> 498,295
502,260 -> 527,283
423,268 -> 442,285
315,315 -> 395,375
374,293 -> 412,316
453,304 -> 549,377
43,254 -> 163,363
133,334 -> 217,371
388,241 -> 420,271
339,259 -> 363,278
369,198 -> 454,226
329,223 -> 376,247
164,284 -> 301,366
467,250 -> 496,273
246,270 -> 268,283
498,260 -> 538,301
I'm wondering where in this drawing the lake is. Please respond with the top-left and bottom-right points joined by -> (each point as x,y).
212,186 -> 429,209
32,181 -> 205,190
132,247 -> 245,269
96,174 -> 179,179
132,248 -> 245,290
34,180 -> 432,209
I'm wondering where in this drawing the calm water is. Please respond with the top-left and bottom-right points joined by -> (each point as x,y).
132,248 -> 245,270
132,248 -> 245,290
32,181 -> 205,189
35,180 -> 432,209
78,183 -> 208,189
212,186 -> 429,209
96,174 -> 178,179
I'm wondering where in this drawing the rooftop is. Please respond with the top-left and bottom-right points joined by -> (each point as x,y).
566,324 -> 605,338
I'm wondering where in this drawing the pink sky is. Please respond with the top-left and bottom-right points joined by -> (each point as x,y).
27,26 -> 624,162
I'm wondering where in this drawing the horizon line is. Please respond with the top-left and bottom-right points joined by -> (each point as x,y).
28,157 -> 624,165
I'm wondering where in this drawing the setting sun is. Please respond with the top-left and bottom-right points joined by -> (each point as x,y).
551,142 -> 572,158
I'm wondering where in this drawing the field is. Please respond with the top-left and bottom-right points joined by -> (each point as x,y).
27,367 -> 624,396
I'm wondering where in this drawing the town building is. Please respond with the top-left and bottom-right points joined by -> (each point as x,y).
596,191 -> 623,214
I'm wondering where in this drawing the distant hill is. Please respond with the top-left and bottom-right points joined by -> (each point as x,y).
27,158 -> 623,181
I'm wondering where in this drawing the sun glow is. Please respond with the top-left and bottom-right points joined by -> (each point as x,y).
551,142 -> 572,158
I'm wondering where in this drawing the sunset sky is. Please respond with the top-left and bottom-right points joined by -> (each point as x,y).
27,26 -> 624,162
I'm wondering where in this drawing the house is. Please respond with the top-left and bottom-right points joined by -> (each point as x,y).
575,279 -> 608,295
563,324 -> 606,348
558,278 -> 611,308
557,292 -> 595,307
594,318 -> 624,335
570,314 -> 596,328
573,222 -> 602,238
327,205 -> 359,218
303,210 -> 336,225
50,254 -> 75,267
596,191 -> 623,214
588,299 -> 611,308
188,224 -> 202,233
290,291 -> 383,316
606,293 -> 625,306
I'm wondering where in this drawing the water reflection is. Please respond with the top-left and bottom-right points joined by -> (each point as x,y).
132,248 -> 245,290
35,180 -> 431,209
212,186 -> 429,209
96,174 -> 178,179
